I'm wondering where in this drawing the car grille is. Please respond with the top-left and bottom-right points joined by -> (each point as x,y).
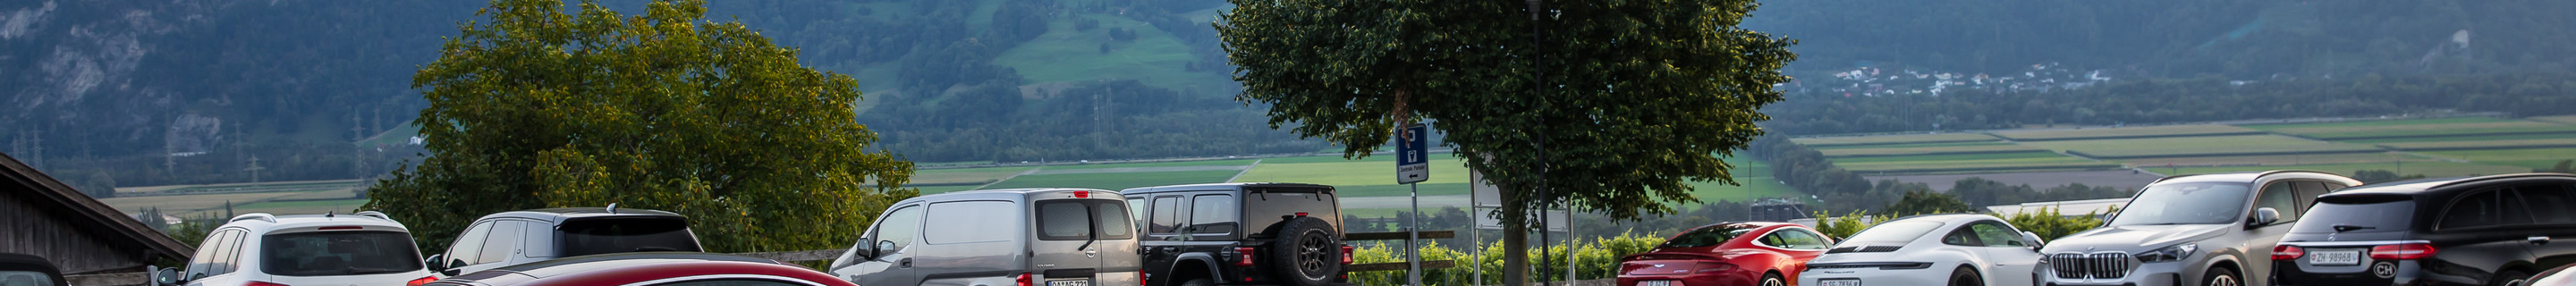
2050,252 -> 2132,279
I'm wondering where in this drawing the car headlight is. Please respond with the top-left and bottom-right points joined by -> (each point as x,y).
2136,242 -> 2199,263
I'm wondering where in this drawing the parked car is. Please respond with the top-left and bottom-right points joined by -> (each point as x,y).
2271,173 -> 2576,286
1799,214 -> 2048,286
149,212 -> 438,286
0,253 -> 66,286
2512,263 -> 2576,286
430,206 -> 702,277
2038,170 -> 2361,286
1615,222 -> 1833,286
827,188 -> 1141,286
423,252 -> 854,286
1121,182 -> 1352,286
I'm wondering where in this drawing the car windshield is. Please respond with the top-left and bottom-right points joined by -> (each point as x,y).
1658,224 -> 1757,248
1839,221 -> 1945,246
258,231 -> 424,276
2107,181 -> 2251,226
558,217 -> 703,257
0,270 -> 54,286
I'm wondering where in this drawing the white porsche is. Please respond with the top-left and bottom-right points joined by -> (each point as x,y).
1797,214 -> 2049,286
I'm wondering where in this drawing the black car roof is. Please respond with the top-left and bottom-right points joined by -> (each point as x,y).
481,206 -> 687,222
2321,172 -> 2576,199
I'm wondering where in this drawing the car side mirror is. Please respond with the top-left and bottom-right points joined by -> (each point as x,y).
2021,231 -> 2046,249
424,254 -> 445,271
2250,207 -> 2281,228
873,240 -> 897,258
441,258 -> 466,276
151,266 -> 182,286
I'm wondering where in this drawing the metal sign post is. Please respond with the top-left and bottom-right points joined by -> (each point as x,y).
1395,123 -> 1428,286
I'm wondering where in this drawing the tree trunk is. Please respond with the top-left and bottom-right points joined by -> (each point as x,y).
1502,181 -> 1530,286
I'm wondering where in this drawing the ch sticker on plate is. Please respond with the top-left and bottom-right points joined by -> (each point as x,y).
2310,249 -> 2362,265
1046,280 -> 1089,286
1820,279 -> 1861,286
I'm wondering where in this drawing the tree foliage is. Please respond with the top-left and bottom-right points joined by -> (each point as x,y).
1217,0 -> 1796,223
363,0 -> 914,253
1882,190 -> 1975,215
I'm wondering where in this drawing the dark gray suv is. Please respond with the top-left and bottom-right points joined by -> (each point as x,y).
1122,182 -> 1352,286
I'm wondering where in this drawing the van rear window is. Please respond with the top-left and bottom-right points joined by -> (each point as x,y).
1037,200 -> 1136,240
558,217 -> 702,257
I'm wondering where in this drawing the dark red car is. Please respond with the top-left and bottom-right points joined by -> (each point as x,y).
423,252 -> 853,286
1617,222 -> 1835,286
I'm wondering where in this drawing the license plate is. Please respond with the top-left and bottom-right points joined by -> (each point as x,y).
2310,249 -> 2362,265
1637,281 -> 1681,286
1046,280 -> 1089,286
1820,279 -> 1861,286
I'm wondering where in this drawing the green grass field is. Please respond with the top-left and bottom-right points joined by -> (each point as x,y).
2117,153 -> 2425,166
1791,133 -> 1997,147
1988,124 -> 2259,140
2159,161 -> 2528,178
1835,157 -> 2116,172
2247,118 -> 2576,139
979,170 -> 1241,190
908,166 -> 1034,186
1811,141 -> 2013,150
1818,145 -> 2048,157
2021,135 -> 2380,158
2341,133 -> 2576,144
2376,139 -> 2576,150
2238,117 -> 2514,130
1041,159 -> 1258,170
1258,153 -> 1460,164
2419,147 -> 2576,169
1231,156 -> 1473,186
2532,115 -> 2576,125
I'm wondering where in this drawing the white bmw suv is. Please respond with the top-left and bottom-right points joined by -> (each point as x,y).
151,212 -> 438,286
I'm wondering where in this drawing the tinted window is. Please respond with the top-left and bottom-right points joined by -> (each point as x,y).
2255,181 -> 2303,223
188,230 -> 245,278
2294,181 -> 2331,211
648,279 -> 811,286
1941,226 -> 1984,247
1844,221 -> 1945,246
1760,229 -> 1831,249
212,230 -> 245,275
445,222 -> 494,265
1969,222 -> 2025,247
1660,224 -> 1756,248
1189,195 -> 1237,234
2513,185 -> 2576,225
2108,182 -> 2251,226
1241,190 -> 1338,238
1149,197 -> 1180,233
2439,189 -> 2532,230
558,217 -> 702,257
477,221 -> 524,264
1037,200 -> 1113,240
0,271 -> 54,286
2293,199 -> 2415,233
260,231 -> 425,276
926,201 -> 1019,244
183,230 -> 227,278
1092,201 -> 1136,240
868,206 -> 924,259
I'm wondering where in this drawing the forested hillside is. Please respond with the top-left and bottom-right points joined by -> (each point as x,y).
4,0 -> 2572,189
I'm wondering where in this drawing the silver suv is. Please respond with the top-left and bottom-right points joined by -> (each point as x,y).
829,188 -> 1142,286
150,212 -> 437,286
2038,171 -> 2360,286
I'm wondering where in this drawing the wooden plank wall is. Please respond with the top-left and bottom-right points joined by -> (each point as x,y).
0,187 -> 156,275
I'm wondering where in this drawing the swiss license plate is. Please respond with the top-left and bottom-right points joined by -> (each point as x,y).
1046,280 -> 1089,286
1637,281 -> 1679,286
1820,279 -> 1861,286
2310,249 -> 2362,265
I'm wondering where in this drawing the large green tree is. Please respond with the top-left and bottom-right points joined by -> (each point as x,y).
365,0 -> 915,253
1217,0 -> 1794,284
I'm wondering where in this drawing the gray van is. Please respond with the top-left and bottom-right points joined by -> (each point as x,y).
830,188 -> 1142,286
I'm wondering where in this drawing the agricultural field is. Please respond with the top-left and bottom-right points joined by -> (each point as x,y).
2532,115 -> 2576,125
2419,147 -> 2576,169
1988,124 -> 2261,141
1791,133 -> 1996,147
2020,135 -> 2381,159
1229,156 -> 1473,187
2157,161 -> 2529,178
906,166 -> 1034,186
2375,138 -> 2576,151
1835,156 -> 2118,173
979,170 -> 1241,190
2247,117 -> 2576,139
1042,159 -> 1257,170
1817,144 -> 2049,157
2115,153 -> 2426,167
101,191 -> 323,218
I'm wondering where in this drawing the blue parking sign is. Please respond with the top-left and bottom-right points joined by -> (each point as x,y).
1397,124 -> 1428,183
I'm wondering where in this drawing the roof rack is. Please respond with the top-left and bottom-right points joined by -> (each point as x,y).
230,213 -> 276,223
354,211 -> 394,222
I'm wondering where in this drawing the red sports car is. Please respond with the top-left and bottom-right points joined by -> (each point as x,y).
423,252 -> 854,286
1617,222 -> 1835,286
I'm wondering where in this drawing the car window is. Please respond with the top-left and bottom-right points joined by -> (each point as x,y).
1126,198 -> 1147,223
1659,224 -> 1756,248
1149,196 -> 1180,234
2512,184 -> 2576,225
2293,181 -> 2331,212
477,221 -> 523,264
2440,189 -> 2533,230
0,271 -> 54,286
1189,195 -> 1237,234
1766,229 -> 1831,249
648,279 -> 813,286
1941,226 -> 1985,247
2255,181 -> 2302,223
2106,182 -> 2251,226
1969,222 -> 2025,247
926,201 -> 1019,244
1037,200 -> 1102,240
867,206 -> 923,259
183,229 -> 227,278
1843,221 -> 1945,246
1092,201 -> 1136,240
189,229 -> 244,278
445,222 -> 495,265
260,231 -> 425,276
557,217 -> 702,257
213,230 -> 246,276
2294,198 -> 2414,233
520,221 -> 554,258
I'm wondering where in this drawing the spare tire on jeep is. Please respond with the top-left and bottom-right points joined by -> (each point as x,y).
1267,216 -> 1342,286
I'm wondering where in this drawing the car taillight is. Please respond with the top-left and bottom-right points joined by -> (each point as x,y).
1075,191 -> 1089,198
1236,247 -> 1258,266
1620,262 -> 1653,274
1341,245 -> 1354,265
2370,243 -> 2438,260
407,276 -> 438,286
1139,269 -> 1147,286
2272,245 -> 2305,260
318,226 -> 363,231
247,282 -> 292,286
1016,273 -> 1033,286
1695,262 -> 1736,273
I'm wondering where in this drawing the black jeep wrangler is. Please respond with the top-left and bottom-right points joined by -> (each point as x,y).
1121,182 -> 1352,286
